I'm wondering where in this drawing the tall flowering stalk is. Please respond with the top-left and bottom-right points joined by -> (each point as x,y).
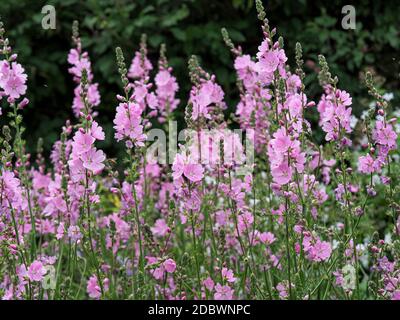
68,21 -> 100,118
153,44 -> 179,123
114,46 -> 148,296
0,20 -> 35,261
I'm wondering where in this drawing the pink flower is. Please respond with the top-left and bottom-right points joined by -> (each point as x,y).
214,283 -> 234,300
337,90 -> 352,106
0,169 -> 25,210
267,127 -> 305,186
303,235 -> 332,262
87,83 -> 101,107
39,219 -> 55,234
151,219 -> 170,237
67,42 -> 101,117
318,88 -> 353,142
68,54 -> 91,79
68,157 -> 85,182
56,222 -> 65,240
185,190 -> 202,211
113,102 -> 146,147
67,48 -> 79,65
203,277 -> 215,291
153,59 -> 180,122
87,275 -> 101,299
155,69 -> 179,99
377,256 -> 394,273
270,128 -> 292,153
133,83 -> 148,103
286,74 -> 301,93
91,121 -> 105,140
172,153 -> 185,180
155,70 -> 172,87
234,55 -> 257,87
335,184 -> 345,201
221,268 -> 236,283
128,52 -> 152,79
271,162 -> 293,185
333,270 -> 344,287
276,282 -> 289,299
172,153 -> 204,182
72,131 -> 95,154
163,259 -> 176,273
215,210 -> 228,226
27,261 -> 46,282
68,225 -> 82,242
259,232 -> 276,245
238,212 -> 254,233
0,61 -> 28,99
190,80 -> 225,120
81,148 -> 106,173
257,50 -> 279,73
152,267 -> 165,280
358,154 -> 379,174
392,291 -> 400,300
183,163 -> 204,182
72,84 -> 100,116
3,74 -> 27,99
373,120 -> 397,149
234,54 -> 254,71
310,240 -> 332,262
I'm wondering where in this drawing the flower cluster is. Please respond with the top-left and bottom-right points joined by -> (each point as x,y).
68,123 -> 106,180
113,101 -> 146,148
358,120 -> 397,174
0,60 -> 27,101
317,81 -> 353,142
0,23 -> 29,116
268,127 -> 305,185
67,21 -> 100,117
152,44 -> 179,122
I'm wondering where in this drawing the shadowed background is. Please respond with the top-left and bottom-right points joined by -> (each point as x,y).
0,0 -> 399,158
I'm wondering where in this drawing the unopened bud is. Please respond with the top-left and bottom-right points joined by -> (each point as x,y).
18,98 -> 29,109
306,101 -> 316,108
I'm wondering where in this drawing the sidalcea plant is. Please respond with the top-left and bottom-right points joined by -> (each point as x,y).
0,0 -> 399,300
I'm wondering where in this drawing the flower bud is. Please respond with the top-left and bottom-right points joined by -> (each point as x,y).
306,101 -> 316,108
18,98 -> 29,109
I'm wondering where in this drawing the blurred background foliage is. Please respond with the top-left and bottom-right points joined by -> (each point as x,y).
0,0 -> 399,157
